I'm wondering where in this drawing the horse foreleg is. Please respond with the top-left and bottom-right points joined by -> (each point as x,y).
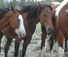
58,31 -> 64,57
50,34 -> 54,57
0,31 -> 3,53
41,35 -> 46,57
14,36 -> 21,57
65,36 -> 67,52
22,37 -> 32,57
0,38 -> 1,53
41,25 -> 46,57
4,37 -> 12,57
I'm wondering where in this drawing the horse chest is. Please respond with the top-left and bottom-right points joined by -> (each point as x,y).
1,26 -> 15,38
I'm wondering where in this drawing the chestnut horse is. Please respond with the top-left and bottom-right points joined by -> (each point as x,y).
0,6 -> 26,38
0,3 -> 53,57
49,1 -> 68,53
42,1 -> 68,57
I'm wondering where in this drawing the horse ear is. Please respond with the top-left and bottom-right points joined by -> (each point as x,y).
11,6 -> 16,13
38,2 -> 44,7
48,2 -> 51,6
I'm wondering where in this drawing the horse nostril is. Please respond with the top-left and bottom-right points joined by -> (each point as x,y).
48,28 -> 51,31
23,34 -> 24,36
22,32 -> 26,37
23,34 -> 25,36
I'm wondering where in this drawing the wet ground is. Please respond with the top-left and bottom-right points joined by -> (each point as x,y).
0,23 -> 68,57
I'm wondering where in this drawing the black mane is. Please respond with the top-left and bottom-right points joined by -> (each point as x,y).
20,4 -> 52,19
16,9 -> 22,14
20,4 -> 39,19
0,8 -> 11,19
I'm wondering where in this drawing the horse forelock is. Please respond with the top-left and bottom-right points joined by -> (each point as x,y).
43,4 -> 52,11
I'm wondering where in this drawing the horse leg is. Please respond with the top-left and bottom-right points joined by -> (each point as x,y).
22,37 -> 32,57
41,25 -> 46,57
14,36 -> 21,57
50,34 -> 54,57
65,36 -> 67,52
58,30 -> 64,57
0,31 -> 3,53
4,37 -> 12,57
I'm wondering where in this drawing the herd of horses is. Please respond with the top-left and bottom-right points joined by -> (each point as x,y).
0,0 -> 68,57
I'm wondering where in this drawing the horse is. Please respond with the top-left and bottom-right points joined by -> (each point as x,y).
0,6 -> 26,57
0,2 -> 53,57
49,2 -> 68,53
40,2 -> 60,57
0,6 -> 26,38
43,1 -> 68,57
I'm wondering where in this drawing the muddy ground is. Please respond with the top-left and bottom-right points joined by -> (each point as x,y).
0,23 -> 68,57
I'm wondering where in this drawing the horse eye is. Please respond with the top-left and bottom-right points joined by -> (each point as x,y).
44,14 -> 46,16
17,19 -> 20,22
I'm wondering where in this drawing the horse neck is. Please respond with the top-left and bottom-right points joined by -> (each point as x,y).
3,11 -> 12,21
0,21 -> 9,30
22,12 -> 39,29
0,11 -> 12,30
27,18 -> 39,30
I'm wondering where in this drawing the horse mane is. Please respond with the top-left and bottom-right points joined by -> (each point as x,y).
20,4 -> 40,19
20,4 -> 52,19
20,5 -> 31,14
16,9 -> 22,14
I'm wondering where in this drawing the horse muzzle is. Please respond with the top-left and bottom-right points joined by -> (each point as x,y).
19,31 -> 26,39
46,27 -> 54,35
15,29 -> 26,39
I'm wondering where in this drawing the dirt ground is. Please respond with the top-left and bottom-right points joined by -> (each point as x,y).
0,23 -> 68,57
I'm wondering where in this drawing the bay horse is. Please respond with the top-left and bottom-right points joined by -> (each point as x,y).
40,2 -> 61,57
0,6 -> 27,57
0,2 -> 53,57
41,1 -> 68,57
0,6 -> 26,38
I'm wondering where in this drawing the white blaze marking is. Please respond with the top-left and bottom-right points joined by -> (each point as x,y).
55,0 -> 68,18
58,46 -> 64,57
15,15 -> 26,38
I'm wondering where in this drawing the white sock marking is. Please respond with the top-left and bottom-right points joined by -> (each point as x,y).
50,49 -> 53,57
41,47 -> 45,57
58,46 -> 64,57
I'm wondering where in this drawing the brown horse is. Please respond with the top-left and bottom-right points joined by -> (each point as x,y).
0,3 -> 53,57
40,2 -> 60,57
0,6 -> 26,57
49,1 -> 68,54
50,1 -> 68,57
41,1 -> 68,57
0,6 -> 26,38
